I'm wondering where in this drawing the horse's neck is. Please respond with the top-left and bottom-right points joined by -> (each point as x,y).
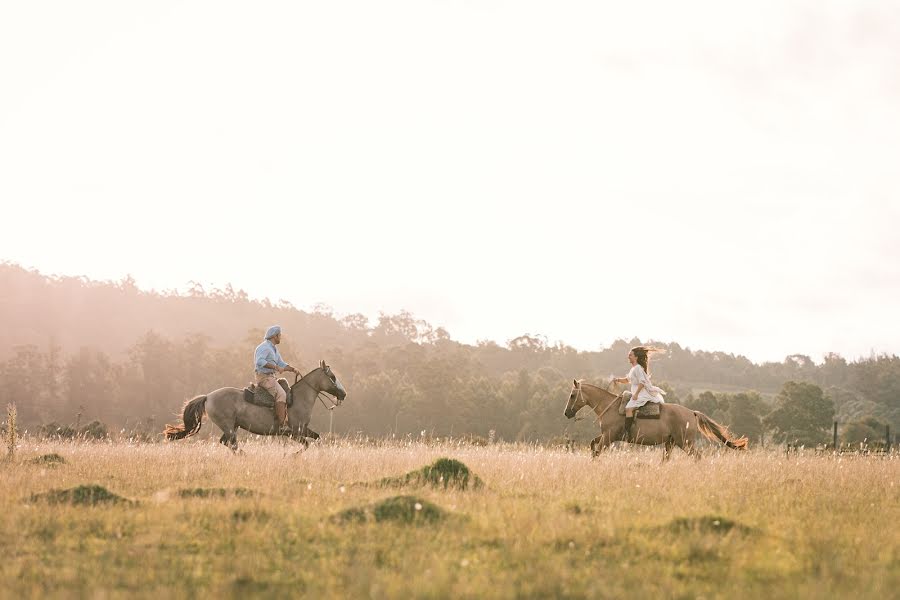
584,387 -> 618,415
291,379 -> 321,407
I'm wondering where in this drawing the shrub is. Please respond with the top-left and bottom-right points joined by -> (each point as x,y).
333,495 -> 445,525
30,484 -> 132,506
377,458 -> 483,490
29,453 -> 67,466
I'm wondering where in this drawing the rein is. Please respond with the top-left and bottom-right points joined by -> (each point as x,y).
293,372 -> 339,411
574,382 -> 620,424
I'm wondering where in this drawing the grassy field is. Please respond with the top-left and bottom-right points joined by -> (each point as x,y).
1,437 -> 897,599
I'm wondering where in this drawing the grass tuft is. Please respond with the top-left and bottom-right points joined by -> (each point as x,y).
664,515 -> 755,535
178,487 -> 254,499
30,484 -> 132,506
5,403 -> 16,461
376,457 -> 484,490
29,453 -> 67,466
232,509 -> 269,523
333,495 -> 446,525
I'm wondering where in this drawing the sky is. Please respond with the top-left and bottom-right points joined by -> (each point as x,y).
1,1 -> 898,364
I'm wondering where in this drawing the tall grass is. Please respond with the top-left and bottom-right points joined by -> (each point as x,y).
4,403 -> 15,461
0,436 -> 897,598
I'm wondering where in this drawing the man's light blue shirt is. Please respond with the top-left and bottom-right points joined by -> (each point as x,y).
255,340 -> 287,374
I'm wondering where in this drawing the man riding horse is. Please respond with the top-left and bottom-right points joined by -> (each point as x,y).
254,325 -> 302,435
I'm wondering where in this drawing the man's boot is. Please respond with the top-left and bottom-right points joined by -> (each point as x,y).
274,401 -> 291,435
623,416 -> 635,442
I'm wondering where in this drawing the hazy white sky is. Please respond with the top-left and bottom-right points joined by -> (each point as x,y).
1,1 -> 898,363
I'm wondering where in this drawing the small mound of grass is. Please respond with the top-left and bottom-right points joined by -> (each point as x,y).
178,487 -> 254,499
664,515 -> 755,535
564,502 -> 592,515
29,453 -> 67,466
333,495 -> 446,525
377,458 -> 483,490
30,485 -> 132,506
232,509 -> 270,523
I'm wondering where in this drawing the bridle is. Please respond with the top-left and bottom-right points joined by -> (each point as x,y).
571,381 -> 620,424
293,370 -> 341,411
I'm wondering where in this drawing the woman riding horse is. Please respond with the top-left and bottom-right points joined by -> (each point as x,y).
611,346 -> 667,441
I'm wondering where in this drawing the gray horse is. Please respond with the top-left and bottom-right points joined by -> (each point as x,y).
164,360 -> 347,451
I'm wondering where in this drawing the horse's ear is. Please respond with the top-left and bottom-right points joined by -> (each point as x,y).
573,379 -> 578,387
320,359 -> 326,369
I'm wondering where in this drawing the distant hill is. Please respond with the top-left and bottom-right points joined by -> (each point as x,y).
1,262 -> 896,437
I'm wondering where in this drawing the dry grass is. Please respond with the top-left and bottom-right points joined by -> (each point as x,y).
0,437 -> 897,599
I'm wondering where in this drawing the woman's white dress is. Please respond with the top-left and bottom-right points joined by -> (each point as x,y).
626,364 -> 666,409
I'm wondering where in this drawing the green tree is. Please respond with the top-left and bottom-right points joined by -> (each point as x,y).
721,391 -> 766,444
765,381 -> 834,445
692,391 -> 722,418
841,417 -> 887,445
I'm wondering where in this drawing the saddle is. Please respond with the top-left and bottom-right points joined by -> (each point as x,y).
243,378 -> 293,409
617,392 -> 661,419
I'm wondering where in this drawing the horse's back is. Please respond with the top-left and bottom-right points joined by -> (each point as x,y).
204,387 -> 244,413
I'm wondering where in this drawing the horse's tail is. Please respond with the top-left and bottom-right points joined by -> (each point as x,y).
694,411 -> 748,450
163,395 -> 207,441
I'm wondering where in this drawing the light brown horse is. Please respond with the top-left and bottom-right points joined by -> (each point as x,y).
564,380 -> 748,459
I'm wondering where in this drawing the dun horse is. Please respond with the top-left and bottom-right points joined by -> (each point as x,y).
164,361 -> 346,451
564,380 -> 747,459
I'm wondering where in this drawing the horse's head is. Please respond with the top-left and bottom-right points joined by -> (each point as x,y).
564,379 -> 587,419
299,360 -> 347,404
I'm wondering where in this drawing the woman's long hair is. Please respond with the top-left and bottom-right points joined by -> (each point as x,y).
631,346 -> 665,374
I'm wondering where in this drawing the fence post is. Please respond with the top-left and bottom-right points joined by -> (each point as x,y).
833,421 -> 838,450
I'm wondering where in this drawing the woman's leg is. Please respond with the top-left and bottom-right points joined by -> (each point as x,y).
623,408 -> 635,441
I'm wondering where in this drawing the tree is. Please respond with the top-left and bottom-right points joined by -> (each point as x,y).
765,381 -> 834,445
692,391 -> 722,418
0,345 -> 50,427
63,347 -> 119,422
722,391 -> 766,444
841,417 -> 887,445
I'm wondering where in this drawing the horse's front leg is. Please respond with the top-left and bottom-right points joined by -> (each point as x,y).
590,432 -> 613,459
290,424 -> 313,447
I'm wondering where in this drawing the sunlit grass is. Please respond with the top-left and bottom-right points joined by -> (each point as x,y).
1,437 -> 897,598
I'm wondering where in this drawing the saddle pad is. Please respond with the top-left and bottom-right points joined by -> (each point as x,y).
617,394 -> 661,419
243,378 -> 292,408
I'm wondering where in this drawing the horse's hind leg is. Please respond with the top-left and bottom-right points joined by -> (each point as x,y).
207,404 -> 240,453
219,430 -> 239,452
681,437 -> 702,461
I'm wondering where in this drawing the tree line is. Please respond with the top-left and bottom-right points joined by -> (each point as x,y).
0,262 -> 897,444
